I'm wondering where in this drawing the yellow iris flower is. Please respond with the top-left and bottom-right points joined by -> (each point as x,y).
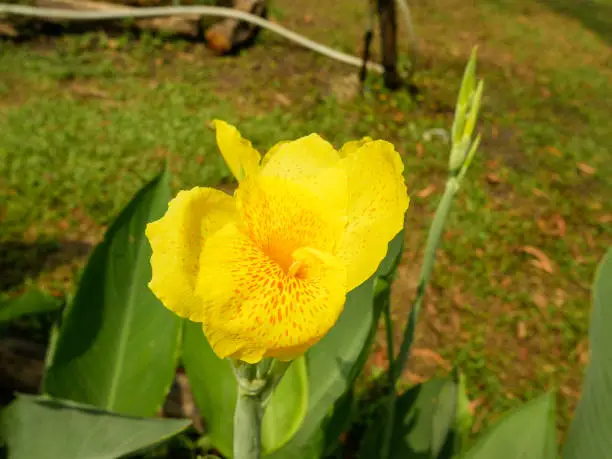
146,120 -> 409,363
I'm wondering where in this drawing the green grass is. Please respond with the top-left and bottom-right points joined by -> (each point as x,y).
1,0 -> 611,443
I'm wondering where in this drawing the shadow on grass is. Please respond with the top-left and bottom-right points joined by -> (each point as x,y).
536,0 -> 612,46
0,240 -> 91,292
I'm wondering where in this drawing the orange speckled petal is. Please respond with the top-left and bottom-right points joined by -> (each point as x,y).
335,140 -> 409,291
146,187 -> 237,321
196,223 -> 347,363
212,119 -> 261,181
235,174 -> 346,271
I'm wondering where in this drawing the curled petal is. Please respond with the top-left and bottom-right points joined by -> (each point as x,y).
212,119 -> 261,181
146,187 -> 236,321
259,135 -> 347,217
339,136 -> 373,157
196,223 -> 347,363
335,140 -> 409,291
261,133 -> 340,181
236,174 -> 346,272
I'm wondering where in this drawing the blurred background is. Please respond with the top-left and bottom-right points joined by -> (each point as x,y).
1,0 -> 611,442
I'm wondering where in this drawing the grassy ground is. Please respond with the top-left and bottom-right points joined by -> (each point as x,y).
1,0 -> 611,442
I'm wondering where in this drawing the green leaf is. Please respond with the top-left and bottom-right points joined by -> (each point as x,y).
358,377 -> 458,459
0,394 -> 190,459
0,290 -> 62,324
269,231 -> 406,459
463,392 -> 557,459
181,322 -> 309,457
563,248 -> 612,459
42,170 -> 181,417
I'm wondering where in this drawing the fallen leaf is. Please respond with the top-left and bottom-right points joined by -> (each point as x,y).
518,347 -> 529,361
532,291 -> 547,309
554,214 -> 566,237
537,214 -> 566,237
402,371 -> 426,384
416,142 -> 424,157
532,188 -> 549,199
303,14 -> 313,24
516,321 -> 527,340
577,162 -> 596,175
501,277 -> 512,288
554,288 -> 566,306
575,339 -> 589,365
597,214 -> 612,224
392,111 -> 405,123
416,184 -> 436,198
486,173 -> 501,184
274,93 -> 292,107
546,146 -> 562,156
412,348 -> 451,370
521,245 -> 555,274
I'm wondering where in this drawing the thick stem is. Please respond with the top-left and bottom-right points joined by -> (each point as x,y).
233,387 -> 263,459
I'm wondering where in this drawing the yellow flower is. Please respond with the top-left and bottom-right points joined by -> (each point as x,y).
146,120 -> 409,363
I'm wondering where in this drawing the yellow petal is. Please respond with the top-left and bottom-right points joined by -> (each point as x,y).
146,187 -> 237,321
196,223 -> 347,363
335,140 -> 409,291
235,174 -> 346,272
339,136 -> 373,157
212,119 -> 261,181
261,133 -> 340,181
260,140 -> 290,168
260,134 -> 347,209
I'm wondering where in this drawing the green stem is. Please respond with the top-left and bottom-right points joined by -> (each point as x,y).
380,177 -> 460,459
380,289 -> 395,459
233,387 -> 263,459
393,177 -> 459,382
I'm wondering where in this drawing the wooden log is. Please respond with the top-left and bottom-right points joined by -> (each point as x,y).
377,0 -> 403,90
205,0 -> 266,54
32,0 -> 201,37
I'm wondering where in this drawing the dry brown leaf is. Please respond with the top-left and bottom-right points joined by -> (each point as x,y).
537,214 -> 566,237
486,173 -> 501,184
546,146 -> 562,156
402,371 -> 427,384
532,188 -> 549,199
416,184 -> 437,198
416,142 -> 424,158
274,93 -> 292,107
577,162 -> 596,175
597,214 -> 612,224
532,291 -> 547,309
521,245 -> 555,274
516,321 -> 527,340
412,348 -> 451,370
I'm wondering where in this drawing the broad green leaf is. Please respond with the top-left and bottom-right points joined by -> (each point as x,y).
0,290 -> 62,324
463,392 -> 557,459
43,170 -> 181,417
358,377 -> 458,459
563,248 -> 612,459
269,231 -> 406,459
0,394 -> 190,459
181,321 -> 309,457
